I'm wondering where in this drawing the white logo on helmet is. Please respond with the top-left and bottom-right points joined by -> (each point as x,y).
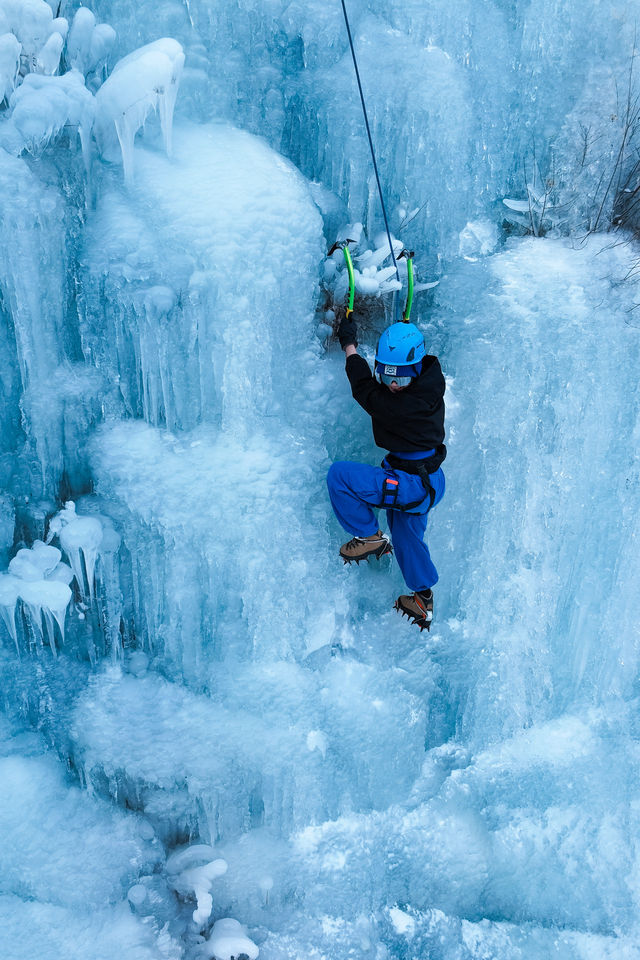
384,365 -> 397,375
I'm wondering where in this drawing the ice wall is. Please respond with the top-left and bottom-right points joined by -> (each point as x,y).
2,1 -> 640,959
87,0 -> 639,260
80,121 -> 324,432
0,712 -> 176,960
77,121 -> 337,677
431,235 -> 640,743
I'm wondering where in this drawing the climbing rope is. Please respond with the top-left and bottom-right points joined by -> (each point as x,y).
339,0 -> 401,298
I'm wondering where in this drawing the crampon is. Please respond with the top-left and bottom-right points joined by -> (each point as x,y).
339,531 -> 392,565
394,589 -> 433,631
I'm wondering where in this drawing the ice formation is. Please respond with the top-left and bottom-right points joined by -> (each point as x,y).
0,501 -> 114,655
166,845 -> 228,926
0,712 -> 170,960
204,918 -> 259,960
66,7 -> 116,79
94,38 -> 184,182
0,573 -> 20,646
0,539 -> 71,652
50,500 -> 103,599
8,68 -> 94,156
0,31 -> 20,100
2,0 -> 640,959
0,0 -> 117,161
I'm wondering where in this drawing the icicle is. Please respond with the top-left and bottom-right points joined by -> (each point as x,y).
166,846 -> 228,927
59,516 -> 103,599
18,580 -> 72,653
96,525 -> 123,660
0,573 -> 20,652
66,8 -> 115,78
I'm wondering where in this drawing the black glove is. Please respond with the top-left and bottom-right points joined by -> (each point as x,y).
337,315 -> 358,349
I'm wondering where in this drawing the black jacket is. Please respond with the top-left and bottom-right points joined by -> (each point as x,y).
345,353 -> 446,469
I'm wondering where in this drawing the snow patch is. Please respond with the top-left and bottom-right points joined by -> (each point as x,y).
389,906 -> 416,938
204,918 -> 259,960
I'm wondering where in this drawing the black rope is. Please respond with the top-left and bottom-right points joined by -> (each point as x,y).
340,0 -> 400,291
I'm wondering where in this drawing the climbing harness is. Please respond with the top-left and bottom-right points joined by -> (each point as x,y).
377,469 -> 434,513
381,452 -> 439,512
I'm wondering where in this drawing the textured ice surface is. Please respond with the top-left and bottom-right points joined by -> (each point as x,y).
80,120 -> 324,432
0,713 -> 174,960
72,233 -> 640,956
0,149 -> 66,488
89,0 -> 635,262
72,657 -> 425,839
2,1 -> 640,959
435,236 -> 640,741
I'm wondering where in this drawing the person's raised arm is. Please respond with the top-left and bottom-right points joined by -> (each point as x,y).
337,314 -> 358,353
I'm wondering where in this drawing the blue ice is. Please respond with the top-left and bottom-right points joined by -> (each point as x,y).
1,1 -> 640,958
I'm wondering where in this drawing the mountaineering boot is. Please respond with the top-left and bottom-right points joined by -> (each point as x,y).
394,588 -> 433,631
339,530 -> 392,564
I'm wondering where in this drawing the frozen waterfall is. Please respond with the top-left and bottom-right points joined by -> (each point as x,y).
1,1 -> 640,959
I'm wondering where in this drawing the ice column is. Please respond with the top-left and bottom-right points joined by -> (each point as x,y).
0,150 -> 67,492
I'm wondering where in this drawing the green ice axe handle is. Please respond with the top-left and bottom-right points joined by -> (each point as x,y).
343,246 -> 355,318
400,252 -> 414,322
328,239 -> 356,318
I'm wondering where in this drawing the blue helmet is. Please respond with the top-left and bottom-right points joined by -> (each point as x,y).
375,322 -> 426,366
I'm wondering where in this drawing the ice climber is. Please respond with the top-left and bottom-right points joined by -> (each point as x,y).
327,315 -> 446,631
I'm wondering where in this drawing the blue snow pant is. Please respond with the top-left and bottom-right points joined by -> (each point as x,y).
326,459 -> 445,592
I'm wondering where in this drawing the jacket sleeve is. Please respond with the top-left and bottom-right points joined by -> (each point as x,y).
345,353 -> 389,417
420,357 -> 446,406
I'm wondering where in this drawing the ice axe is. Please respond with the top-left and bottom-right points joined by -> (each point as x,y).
328,239 -> 356,319
398,249 -> 414,323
